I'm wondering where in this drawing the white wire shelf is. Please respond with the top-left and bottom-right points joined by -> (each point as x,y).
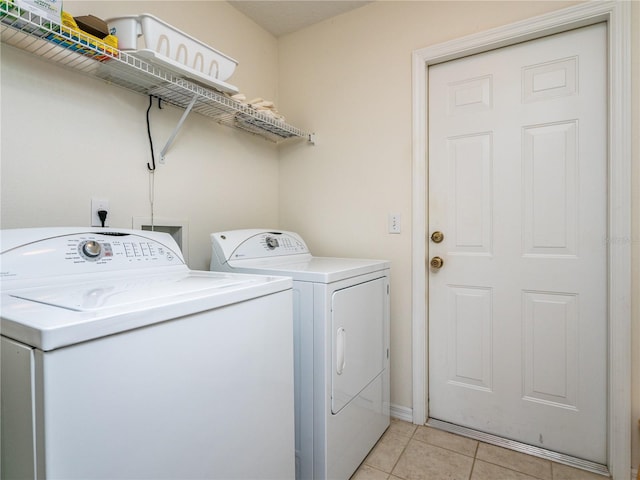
0,3 -> 311,144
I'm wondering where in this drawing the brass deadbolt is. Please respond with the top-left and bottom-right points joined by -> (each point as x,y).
431,231 -> 444,243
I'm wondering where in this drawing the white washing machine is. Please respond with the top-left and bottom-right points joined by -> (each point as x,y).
1,227 -> 295,480
210,229 -> 390,480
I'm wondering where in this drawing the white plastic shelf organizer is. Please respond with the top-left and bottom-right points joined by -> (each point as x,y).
0,3 -> 312,145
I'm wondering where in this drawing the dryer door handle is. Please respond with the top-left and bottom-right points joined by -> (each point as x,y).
336,327 -> 346,375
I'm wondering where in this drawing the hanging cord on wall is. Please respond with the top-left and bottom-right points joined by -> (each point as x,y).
149,169 -> 155,231
146,95 -> 162,230
146,95 -> 157,172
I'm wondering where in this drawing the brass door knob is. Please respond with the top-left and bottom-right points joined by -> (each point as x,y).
431,231 -> 444,243
430,256 -> 444,269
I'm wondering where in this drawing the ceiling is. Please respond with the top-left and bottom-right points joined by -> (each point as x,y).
228,1 -> 373,37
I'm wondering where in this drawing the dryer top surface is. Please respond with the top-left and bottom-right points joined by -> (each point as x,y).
211,229 -> 389,283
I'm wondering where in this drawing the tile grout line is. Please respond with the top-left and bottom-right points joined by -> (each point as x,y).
473,453 -> 553,480
376,421 -> 606,480
404,425 -> 482,479
470,435 -> 552,480
411,429 -> 478,458
427,419 -> 608,477
386,426 -> 419,479
387,424 -> 422,479
417,423 -> 552,480
474,460 -> 551,480
358,422 -> 418,480
467,440 -> 480,480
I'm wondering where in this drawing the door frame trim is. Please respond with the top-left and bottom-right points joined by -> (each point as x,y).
411,2 -> 632,477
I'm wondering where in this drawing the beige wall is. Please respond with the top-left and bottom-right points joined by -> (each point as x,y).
1,0 -> 281,271
2,0 -> 639,471
277,0 -> 640,470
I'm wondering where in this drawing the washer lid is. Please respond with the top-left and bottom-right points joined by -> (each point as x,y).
9,271 -> 256,312
1,270 -> 292,351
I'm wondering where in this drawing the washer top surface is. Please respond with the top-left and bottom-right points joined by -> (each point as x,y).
211,229 -> 389,283
1,227 -> 291,351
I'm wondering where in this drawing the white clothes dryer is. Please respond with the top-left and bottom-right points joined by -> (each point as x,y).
210,229 -> 390,480
1,227 -> 295,480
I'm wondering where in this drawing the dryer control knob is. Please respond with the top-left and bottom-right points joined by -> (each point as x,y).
82,240 -> 102,258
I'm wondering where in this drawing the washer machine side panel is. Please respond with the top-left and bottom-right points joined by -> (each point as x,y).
1,337 -> 37,480
36,292 -> 295,479
292,281 -> 315,480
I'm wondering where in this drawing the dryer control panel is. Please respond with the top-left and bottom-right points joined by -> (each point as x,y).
211,229 -> 310,265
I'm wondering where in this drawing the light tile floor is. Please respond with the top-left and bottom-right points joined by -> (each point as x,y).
351,419 -> 608,480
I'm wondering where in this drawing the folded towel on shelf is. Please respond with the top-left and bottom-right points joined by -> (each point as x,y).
227,94 -> 285,122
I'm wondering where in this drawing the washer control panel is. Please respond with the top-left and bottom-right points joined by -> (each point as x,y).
74,236 -> 174,263
1,229 -> 184,282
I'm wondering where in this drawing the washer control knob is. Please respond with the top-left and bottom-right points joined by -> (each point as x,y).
82,240 -> 102,258
265,236 -> 279,250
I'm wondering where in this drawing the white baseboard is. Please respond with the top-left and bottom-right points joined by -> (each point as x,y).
390,404 -> 413,423
631,467 -> 637,480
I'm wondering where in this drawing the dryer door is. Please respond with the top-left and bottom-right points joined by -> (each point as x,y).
331,277 -> 385,414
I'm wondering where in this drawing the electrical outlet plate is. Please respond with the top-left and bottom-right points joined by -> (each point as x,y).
91,198 -> 109,227
388,213 -> 401,234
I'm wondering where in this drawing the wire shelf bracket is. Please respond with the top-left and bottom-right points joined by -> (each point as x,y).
307,133 -> 317,145
160,94 -> 198,164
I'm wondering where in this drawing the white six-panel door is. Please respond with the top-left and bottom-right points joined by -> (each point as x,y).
427,23 -> 607,463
